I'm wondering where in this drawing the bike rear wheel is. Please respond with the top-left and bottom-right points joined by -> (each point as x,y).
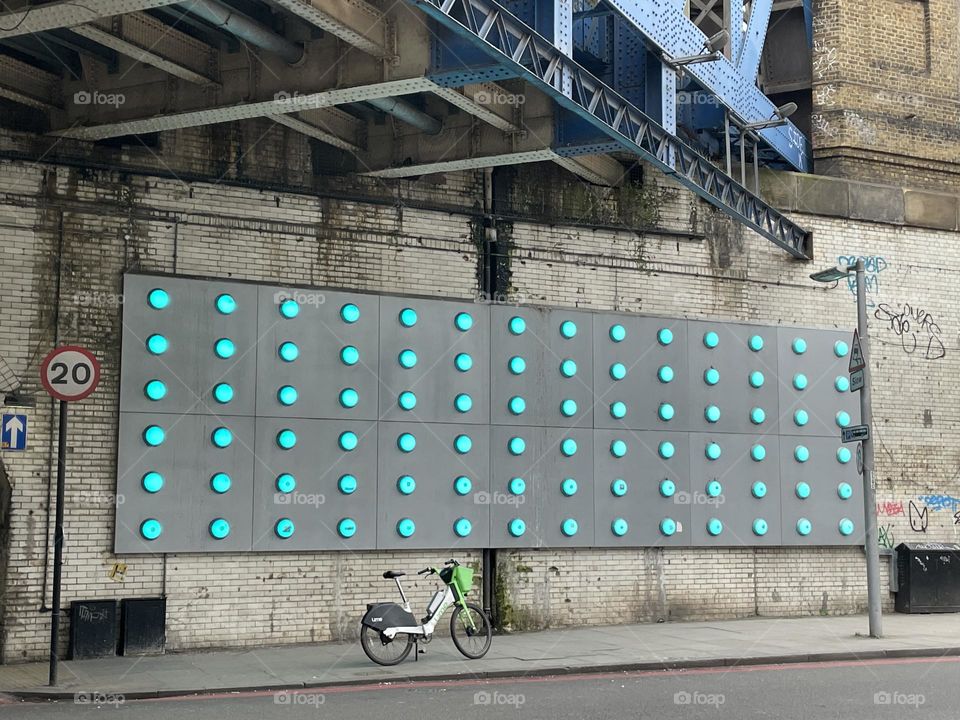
450,602 -> 492,659
360,625 -> 414,666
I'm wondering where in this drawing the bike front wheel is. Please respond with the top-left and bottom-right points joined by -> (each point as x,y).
360,625 -> 414,666
449,602 -> 492,659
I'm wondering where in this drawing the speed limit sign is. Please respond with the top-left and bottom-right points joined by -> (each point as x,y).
40,345 -> 101,401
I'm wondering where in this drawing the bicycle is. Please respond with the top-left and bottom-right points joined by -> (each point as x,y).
359,559 -> 492,666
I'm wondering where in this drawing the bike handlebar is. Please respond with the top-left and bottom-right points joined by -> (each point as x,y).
418,567 -> 433,575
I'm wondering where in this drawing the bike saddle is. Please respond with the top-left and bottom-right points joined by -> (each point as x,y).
382,570 -> 406,579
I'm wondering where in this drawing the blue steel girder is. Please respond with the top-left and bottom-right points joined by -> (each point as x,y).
406,0 -> 811,259
602,0 -> 810,172
736,0 -> 773,84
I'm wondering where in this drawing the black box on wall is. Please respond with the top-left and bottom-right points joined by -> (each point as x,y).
120,597 -> 166,655
69,600 -> 119,659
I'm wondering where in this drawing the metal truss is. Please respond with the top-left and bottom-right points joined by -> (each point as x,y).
406,0 -> 811,259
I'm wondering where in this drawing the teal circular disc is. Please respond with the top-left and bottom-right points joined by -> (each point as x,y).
612,518 -> 628,536
797,518 -> 812,536
340,303 -> 360,323
704,367 -> 720,385
610,439 -> 627,458
338,431 -> 357,451
796,482 -> 811,499
559,320 -> 577,338
338,518 -> 357,538
145,380 -> 167,401
399,308 -> 418,327
397,475 -> 416,495
279,342 -> 299,362
455,393 -> 473,413
209,518 -> 230,539
509,316 -> 526,335
277,385 -> 297,406
561,438 -> 578,456
703,331 -> 719,348
706,480 -> 722,498
398,391 -> 416,411
143,425 -> 165,446
140,519 -> 162,540
211,472 -> 232,494
707,518 -> 723,536
835,375 -> 850,392
454,476 -> 472,495
142,472 -> 164,493
612,401 -> 628,419
752,481 -> 767,498
658,365 -> 674,383
705,442 -> 722,460
454,517 -> 472,537
793,373 -> 808,390
838,482 -> 853,499
794,409 -> 809,427
509,477 -> 526,495
279,299 -> 299,319
397,518 -> 416,537
753,518 -> 768,536
340,388 -> 360,408
839,518 -> 855,536
705,405 -> 721,423
455,353 -> 473,372
147,334 -> 169,355
658,403 -> 674,421
834,340 -> 849,357
836,411 -> 851,428
147,288 -> 169,309
340,345 -> 359,365
397,432 -> 416,453
275,518 -> 295,538
338,474 -> 358,494
660,518 -> 677,536
215,294 -> 236,315
213,338 -> 235,359
750,407 -> 766,425
611,479 -> 628,497
561,518 -> 578,536
509,437 -> 526,455
560,359 -> 577,377
509,518 -> 526,537
659,479 -> 676,497
749,370 -> 764,388
562,478 -> 578,496
454,434 -> 472,454
277,429 -> 297,449
837,447 -> 852,464
455,312 -> 473,331
657,327 -> 673,345
792,337 -> 807,354
275,473 -> 295,493
610,362 -> 627,380
609,324 -> 626,342
509,396 -> 526,415
748,334 -> 764,351
794,445 -> 810,463
659,441 -> 675,459
560,399 -> 577,417
509,356 -> 526,374
751,444 -> 766,462
398,349 -> 417,368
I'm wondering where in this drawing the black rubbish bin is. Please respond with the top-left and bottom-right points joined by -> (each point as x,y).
895,542 -> 960,613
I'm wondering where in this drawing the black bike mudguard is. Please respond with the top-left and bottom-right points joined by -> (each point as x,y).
361,602 -> 417,632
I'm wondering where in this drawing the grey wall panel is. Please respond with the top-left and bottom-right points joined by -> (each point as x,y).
115,413 -> 255,552
488,425 -> 546,547
378,298 -> 490,425
120,274 -> 259,416
593,430 -> 692,547
537,428 -> 595,547
376,421 -> 491,550
592,314 -> 688,431
255,287 -> 380,421
251,418 -> 378,551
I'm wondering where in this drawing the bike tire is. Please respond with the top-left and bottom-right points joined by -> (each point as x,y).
449,602 -> 492,659
360,625 -> 414,666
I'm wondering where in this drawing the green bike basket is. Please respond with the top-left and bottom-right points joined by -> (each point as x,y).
451,565 -> 474,596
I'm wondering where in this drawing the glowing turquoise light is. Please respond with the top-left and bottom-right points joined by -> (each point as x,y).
609,324 -> 626,342
707,518 -> 723,536
610,363 -> 627,380
562,478 -> 578,496
397,518 -> 416,538
147,334 -> 169,355
398,349 -> 417,368
145,380 -> 166,401
794,409 -> 809,426
838,482 -> 853,499
658,328 -> 673,345
277,429 -> 297,449
560,399 -> 577,417
399,308 -> 418,327
611,439 -> 627,458
749,335 -> 764,351
397,433 -> 416,453
834,340 -> 849,357
750,407 -> 766,425
455,393 -> 473,413
509,316 -> 526,335
275,473 -> 295,493
215,293 -> 236,315
704,367 -> 720,385
140,519 -> 162,540
659,441 -> 675,459
340,388 -> 359,408
214,338 -> 235,359
837,447 -> 852,464
751,444 -> 766,462
706,480 -> 722,498
340,346 -> 360,367
749,370 -> 765,388
752,481 -> 767,498
612,518 -> 628,537
658,403 -> 674,421
658,365 -> 674,383
704,331 -> 719,348
214,383 -> 234,404
835,376 -> 850,392
792,337 -> 807,354
793,373 -> 808,390
509,477 -> 526,495
562,518 -> 579,536
509,356 -> 526,374
797,518 -> 812,536
705,405 -> 721,423
509,518 -> 526,537
560,320 -> 577,338
275,518 -> 295,538
338,518 -> 357,538
398,391 -> 416,411
660,518 -> 677,536
753,518 -> 768,536
706,442 -> 722,460
561,438 -> 578,456
796,482 -> 811,499
659,479 -> 676,497
279,299 -> 299,318
454,517 -> 472,537
338,474 -> 357,494
142,472 -> 164,493
455,353 -> 473,372
836,411 -> 852,428
340,303 -> 360,323
611,479 -> 628,497
212,427 -> 233,448
275,385 -> 297,406
509,396 -> 526,415
455,476 -> 472,495
147,288 -> 169,309
397,475 -> 416,495
455,312 -> 473,331
839,518 -> 855,536
210,518 -> 230,539
795,445 -> 810,463
509,437 -> 526,455
560,359 -> 577,377
143,425 -> 165,446
611,401 -> 628,419
454,434 -> 473,454
279,342 -> 299,362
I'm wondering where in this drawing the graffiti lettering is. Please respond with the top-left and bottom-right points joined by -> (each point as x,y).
837,255 -> 886,307
878,524 -> 896,550
874,302 -> 946,360
908,501 -> 929,533
918,494 -> 960,513
876,500 -> 905,516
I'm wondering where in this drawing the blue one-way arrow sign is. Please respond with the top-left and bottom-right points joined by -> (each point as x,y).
1,413 -> 27,450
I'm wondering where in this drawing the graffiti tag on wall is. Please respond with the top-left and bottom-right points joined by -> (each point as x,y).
874,303 -> 946,360
837,255 -> 886,307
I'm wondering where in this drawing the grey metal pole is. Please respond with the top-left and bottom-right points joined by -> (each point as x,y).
724,113 -> 732,177
48,399 -> 68,686
856,259 -> 883,638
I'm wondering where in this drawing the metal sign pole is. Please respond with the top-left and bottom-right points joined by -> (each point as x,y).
48,399 -> 68,686
856,259 -> 883,638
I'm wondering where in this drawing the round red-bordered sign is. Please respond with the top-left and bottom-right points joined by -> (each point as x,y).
40,346 -> 101,402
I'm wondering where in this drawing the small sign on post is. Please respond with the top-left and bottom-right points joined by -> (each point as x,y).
849,329 -> 865,373
1,413 -> 27,450
850,368 -> 865,393
842,424 -> 870,443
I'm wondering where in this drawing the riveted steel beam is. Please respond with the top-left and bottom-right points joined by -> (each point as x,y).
267,0 -> 388,56
0,0 -> 180,39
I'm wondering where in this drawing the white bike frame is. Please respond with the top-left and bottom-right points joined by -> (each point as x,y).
382,578 -> 455,640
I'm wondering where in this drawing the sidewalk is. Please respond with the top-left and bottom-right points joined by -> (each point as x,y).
3,613 -> 959,701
